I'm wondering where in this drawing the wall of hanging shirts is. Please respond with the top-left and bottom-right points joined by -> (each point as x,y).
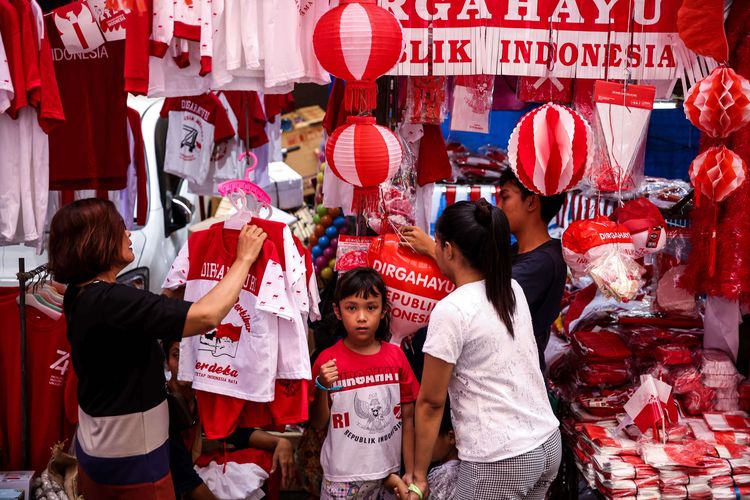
162,215 -> 320,438
0,0 -> 326,247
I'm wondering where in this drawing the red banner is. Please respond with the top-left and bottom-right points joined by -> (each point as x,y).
381,0 -> 705,79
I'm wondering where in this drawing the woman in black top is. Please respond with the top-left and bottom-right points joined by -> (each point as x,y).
48,198 -> 267,500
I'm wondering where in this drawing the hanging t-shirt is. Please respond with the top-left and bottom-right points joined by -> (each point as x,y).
312,340 -> 420,482
47,3 -> 129,190
161,93 -> 235,185
0,0 -> 26,116
162,222 -> 295,402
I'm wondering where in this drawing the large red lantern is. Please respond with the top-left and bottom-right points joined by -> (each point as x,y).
325,116 -> 403,212
313,0 -> 403,111
684,66 -> 750,138
507,103 -> 591,196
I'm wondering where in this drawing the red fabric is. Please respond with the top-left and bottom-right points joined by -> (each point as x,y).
263,94 -> 294,123
677,0 -> 728,63
123,4 -> 151,95
322,78 -> 348,136
47,10 -> 129,190
160,93 -> 236,144
77,464 -> 176,500
34,23 -> 65,133
195,447 -> 273,473
127,107 -> 148,226
571,330 -> 632,362
0,0 -> 27,116
416,124 -> 451,186
612,198 -> 666,234
0,289 -> 75,472
9,0 -> 40,110
222,91 -> 269,147
195,390 -> 246,440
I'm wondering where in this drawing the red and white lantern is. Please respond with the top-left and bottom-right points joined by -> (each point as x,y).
684,66 -> 750,138
325,116 -> 403,212
313,0 -> 403,111
689,146 -> 747,206
507,103 -> 591,196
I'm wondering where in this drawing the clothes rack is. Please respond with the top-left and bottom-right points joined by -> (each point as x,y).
16,259 -> 49,469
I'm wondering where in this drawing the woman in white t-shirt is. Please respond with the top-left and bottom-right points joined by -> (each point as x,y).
406,199 -> 561,500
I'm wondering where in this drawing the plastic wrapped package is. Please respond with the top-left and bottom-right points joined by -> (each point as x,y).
713,486 -> 750,499
588,250 -> 645,302
570,402 -> 616,423
640,441 -> 719,469
592,455 -> 658,481
701,350 -> 740,388
367,133 -> 417,234
654,345 -> 695,366
668,366 -> 703,394
577,361 -> 631,387
404,76 -> 447,125
685,417 -> 750,445
713,387 -> 741,412
617,415 -> 691,443
581,424 -> 640,456
740,381 -> 750,411
577,388 -> 635,418
703,412 -> 750,432
638,178 -> 692,210
678,385 -> 716,416
595,474 -> 659,498
572,330 -> 633,362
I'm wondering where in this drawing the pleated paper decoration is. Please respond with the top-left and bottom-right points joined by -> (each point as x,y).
507,103 -> 591,196
313,0 -> 403,111
684,66 -> 750,138
325,116 -> 403,212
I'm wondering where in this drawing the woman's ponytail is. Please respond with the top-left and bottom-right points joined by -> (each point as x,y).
436,200 -> 516,336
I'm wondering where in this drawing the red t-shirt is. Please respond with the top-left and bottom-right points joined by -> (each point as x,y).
0,0 -> 27,116
222,91 -> 268,148
47,3 -> 128,190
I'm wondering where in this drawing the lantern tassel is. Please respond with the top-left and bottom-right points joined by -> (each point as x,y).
352,186 -> 381,214
345,80 -> 378,112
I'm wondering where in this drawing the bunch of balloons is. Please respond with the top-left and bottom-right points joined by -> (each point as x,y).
310,204 -> 349,282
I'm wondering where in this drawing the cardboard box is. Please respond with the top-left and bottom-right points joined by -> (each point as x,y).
281,106 -> 325,196
267,162 -> 304,210
0,472 -> 33,500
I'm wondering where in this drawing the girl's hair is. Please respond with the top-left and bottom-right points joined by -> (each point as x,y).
435,199 -> 517,337
48,198 -> 128,285
439,399 -> 453,435
333,267 -> 391,343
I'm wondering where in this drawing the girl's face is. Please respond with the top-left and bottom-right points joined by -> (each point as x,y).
167,342 -> 191,388
335,291 -> 386,344
120,227 -> 135,266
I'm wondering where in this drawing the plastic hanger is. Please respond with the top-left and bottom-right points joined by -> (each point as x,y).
218,151 -> 273,230
18,293 -> 62,320
39,285 -> 63,306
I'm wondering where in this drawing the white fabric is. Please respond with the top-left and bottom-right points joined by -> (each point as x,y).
322,161 -> 354,216
114,118 -> 139,228
196,460 -> 268,500
704,296 -> 742,363
0,35 -> 13,114
163,104 -> 219,185
423,280 -> 559,462
162,228 -> 294,401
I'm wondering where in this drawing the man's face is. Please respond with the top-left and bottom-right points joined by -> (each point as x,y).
497,181 -> 530,234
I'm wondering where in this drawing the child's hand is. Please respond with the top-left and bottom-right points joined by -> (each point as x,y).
318,359 -> 339,389
385,473 -> 409,499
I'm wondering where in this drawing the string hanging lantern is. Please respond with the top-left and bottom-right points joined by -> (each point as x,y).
507,103 -> 592,196
325,116 -> 403,213
313,0 -> 403,111
684,66 -> 750,138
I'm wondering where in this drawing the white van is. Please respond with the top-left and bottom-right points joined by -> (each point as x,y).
0,96 -> 197,293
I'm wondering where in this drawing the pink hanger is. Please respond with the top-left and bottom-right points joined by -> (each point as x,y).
216,152 -> 272,205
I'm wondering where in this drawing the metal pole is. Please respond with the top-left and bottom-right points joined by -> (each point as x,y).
17,257 -> 28,469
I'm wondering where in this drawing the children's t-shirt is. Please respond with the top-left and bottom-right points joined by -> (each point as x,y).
312,340 -> 420,482
160,93 -> 235,185
162,222 -> 293,402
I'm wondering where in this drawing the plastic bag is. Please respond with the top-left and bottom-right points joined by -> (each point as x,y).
404,76 -> 447,125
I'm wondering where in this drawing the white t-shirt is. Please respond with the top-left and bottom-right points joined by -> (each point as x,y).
160,93 -> 235,185
423,280 -> 559,462
162,222 -> 294,401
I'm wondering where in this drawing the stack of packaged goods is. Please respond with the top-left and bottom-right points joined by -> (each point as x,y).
552,324 -> 750,499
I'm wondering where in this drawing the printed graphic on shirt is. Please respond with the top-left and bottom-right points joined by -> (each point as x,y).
354,391 -> 393,434
180,119 -> 203,160
53,3 -> 106,54
48,349 -> 70,387
199,323 -> 242,358
87,0 -> 128,41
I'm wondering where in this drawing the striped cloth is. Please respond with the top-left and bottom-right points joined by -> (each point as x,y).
75,400 -> 175,499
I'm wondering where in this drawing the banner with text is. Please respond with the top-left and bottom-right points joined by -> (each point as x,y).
381,0 -> 710,80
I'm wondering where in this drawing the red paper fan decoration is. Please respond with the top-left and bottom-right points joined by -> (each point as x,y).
325,116 -> 403,212
507,103 -> 591,196
684,66 -> 750,138
313,0 -> 403,111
